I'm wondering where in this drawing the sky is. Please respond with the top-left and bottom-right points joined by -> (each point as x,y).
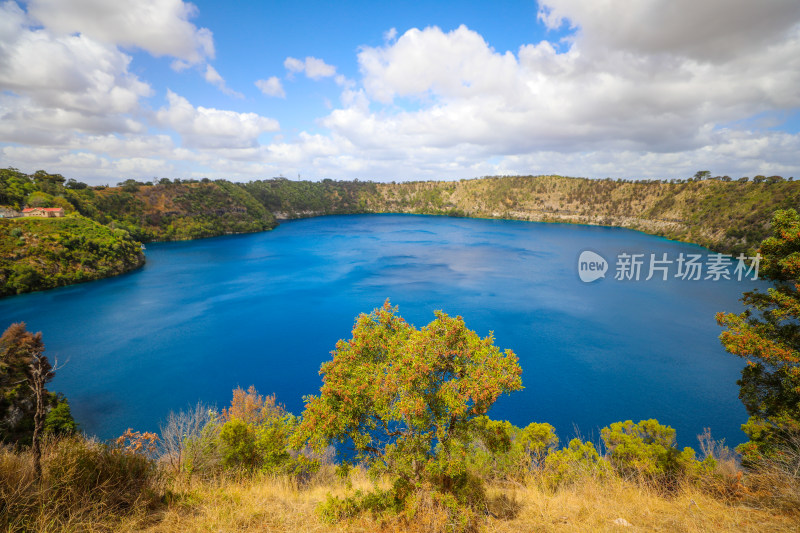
1,0 -> 799,184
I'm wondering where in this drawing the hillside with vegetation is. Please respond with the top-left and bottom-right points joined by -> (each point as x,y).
245,173 -> 800,255
241,177 -> 372,219
0,169 -> 277,243
0,169 -> 277,295
2,168 -> 798,296
0,216 -> 144,297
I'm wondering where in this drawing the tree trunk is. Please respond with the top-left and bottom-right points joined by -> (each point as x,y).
32,372 -> 45,480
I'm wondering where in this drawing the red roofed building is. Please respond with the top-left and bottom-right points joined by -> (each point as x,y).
21,207 -> 65,218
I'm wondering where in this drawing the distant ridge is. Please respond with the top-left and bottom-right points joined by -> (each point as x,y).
2,168 -> 797,295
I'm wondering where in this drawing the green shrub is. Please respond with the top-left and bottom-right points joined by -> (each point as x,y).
43,396 -> 77,436
317,488 -> 397,524
219,418 -> 259,470
544,437 -> 608,488
601,419 -> 709,488
518,421 -> 559,469
467,417 -> 558,480
214,387 -> 317,480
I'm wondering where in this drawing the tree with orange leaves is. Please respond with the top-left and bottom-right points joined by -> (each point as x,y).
717,209 -> 800,463
293,300 -> 522,505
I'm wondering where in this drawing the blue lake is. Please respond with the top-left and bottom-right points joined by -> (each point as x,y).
0,214 -> 763,448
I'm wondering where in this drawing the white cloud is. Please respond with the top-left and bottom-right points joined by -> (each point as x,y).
358,25 -> 519,105
537,0 -> 800,62
304,57 -> 336,79
1,145 -> 177,181
25,0 -> 215,64
255,76 -> 286,98
2,0 -> 800,183
283,56 -> 304,74
204,64 -> 243,97
77,134 -> 177,159
284,56 -> 337,80
322,14 -> 800,171
156,90 -> 279,149
0,2 -> 151,142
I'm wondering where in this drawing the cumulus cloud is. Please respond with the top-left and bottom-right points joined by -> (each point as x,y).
204,65 -> 243,97
323,5 -> 800,175
3,0 -> 800,182
255,76 -> 286,98
537,0 -> 800,62
284,56 -> 337,80
156,90 -> 279,149
0,143 -> 178,181
0,1 -> 151,142
25,0 -> 214,64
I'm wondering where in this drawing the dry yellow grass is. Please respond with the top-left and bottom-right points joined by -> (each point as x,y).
111,471 -> 799,533
5,439 -> 799,532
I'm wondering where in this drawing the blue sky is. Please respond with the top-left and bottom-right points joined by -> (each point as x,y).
1,0 -> 799,184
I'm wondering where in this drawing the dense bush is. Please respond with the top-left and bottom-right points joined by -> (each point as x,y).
601,419 -> 714,489
543,437 -> 608,489
159,386 -> 318,484
467,417 -> 559,480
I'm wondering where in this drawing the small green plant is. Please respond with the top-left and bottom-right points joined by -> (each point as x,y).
44,396 -> 77,436
317,488 -> 398,524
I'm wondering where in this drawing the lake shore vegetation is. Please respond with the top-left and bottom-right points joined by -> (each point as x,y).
1,299 -> 799,531
2,167 -> 799,296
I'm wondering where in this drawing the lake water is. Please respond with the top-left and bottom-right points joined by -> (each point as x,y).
0,214 -> 762,448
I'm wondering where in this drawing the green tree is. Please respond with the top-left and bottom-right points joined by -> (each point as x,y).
0,168 -> 36,208
27,334 -> 55,479
25,191 -> 54,208
294,300 -> 523,505
44,395 -> 78,435
32,170 -> 66,195
694,170 -> 711,180
717,208 -> 800,463
0,323 -> 74,448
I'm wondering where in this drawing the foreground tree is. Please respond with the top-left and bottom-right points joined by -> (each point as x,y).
0,323 -> 74,461
294,300 -> 523,504
717,209 -> 800,462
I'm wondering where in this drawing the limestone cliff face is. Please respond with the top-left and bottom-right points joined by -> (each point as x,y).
354,176 -> 799,254
244,174 -> 798,253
